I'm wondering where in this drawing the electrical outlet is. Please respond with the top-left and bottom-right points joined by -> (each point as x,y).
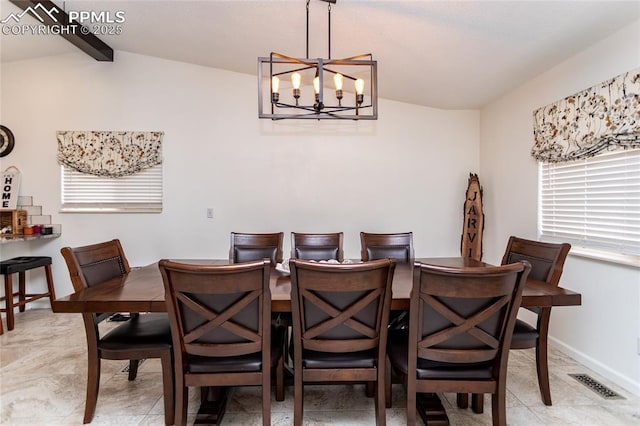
206,208 -> 214,219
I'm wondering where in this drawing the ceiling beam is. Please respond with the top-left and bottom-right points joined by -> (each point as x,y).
8,0 -> 114,61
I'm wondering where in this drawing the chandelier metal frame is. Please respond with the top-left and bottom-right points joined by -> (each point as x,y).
258,0 -> 378,120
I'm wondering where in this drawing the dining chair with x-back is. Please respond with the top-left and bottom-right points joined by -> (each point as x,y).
229,232 -> 284,265
360,232 -> 414,263
361,232 -> 414,331
289,258 -> 396,426
387,260 -> 530,426
466,236 -> 572,412
503,236 -> 571,405
159,258 -> 285,426
60,239 -> 174,425
290,232 -> 344,261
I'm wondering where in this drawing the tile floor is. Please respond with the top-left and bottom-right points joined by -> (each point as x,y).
1,309 -> 639,425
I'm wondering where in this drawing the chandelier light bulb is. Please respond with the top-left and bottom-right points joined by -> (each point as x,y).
333,73 -> 343,91
334,73 -> 344,105
313,76 -> 320,94
291,72 -> 302,90
355,78 -> 365,95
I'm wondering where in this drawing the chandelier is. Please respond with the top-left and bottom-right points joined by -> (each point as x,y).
258,0 -> 378,120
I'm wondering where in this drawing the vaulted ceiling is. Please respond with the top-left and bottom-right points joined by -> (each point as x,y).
2,0 -> 639,109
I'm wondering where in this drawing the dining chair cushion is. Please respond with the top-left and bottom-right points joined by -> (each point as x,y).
299,349 -> 377,369
234,247 -> 278,265
294,246 -> 340,261
187,325 -> 285,373
366,246 -> 410,262
99,313 -> 172,351
387,330 -> 494,379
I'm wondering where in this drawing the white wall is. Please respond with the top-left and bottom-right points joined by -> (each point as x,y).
0,50 -> 479,299
480,19 -> 640,395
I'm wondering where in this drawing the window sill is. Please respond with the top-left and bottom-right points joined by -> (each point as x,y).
568,247 -> 640,269
60,207 -> 162,213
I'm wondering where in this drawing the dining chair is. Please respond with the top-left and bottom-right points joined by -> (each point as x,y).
360,232 -> 414,262
386,260 -> 530,426
229,232 -> 284,265
290,232 -> 344,261
60,239 -> 174,425
361,232 -> 414,331
464,236 -> 572,412
159,259 -> 285,426
289,258 -> 396,426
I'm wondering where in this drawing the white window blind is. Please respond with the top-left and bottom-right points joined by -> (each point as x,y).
539,148 -> 640,259
61,164 -> 162,213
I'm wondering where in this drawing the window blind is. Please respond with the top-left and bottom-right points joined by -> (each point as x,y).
539,148 -> 640,258
61,164 -> 162,213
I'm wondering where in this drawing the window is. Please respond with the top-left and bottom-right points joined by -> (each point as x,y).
61,164 -> 162,213
539,148 -> 640,264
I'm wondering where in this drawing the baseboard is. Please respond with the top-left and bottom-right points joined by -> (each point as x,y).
550,336 -> 640,398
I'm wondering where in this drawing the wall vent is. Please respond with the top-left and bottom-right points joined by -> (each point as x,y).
569,374 -> 624,399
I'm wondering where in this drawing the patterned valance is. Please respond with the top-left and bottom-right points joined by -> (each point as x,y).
531,68 -> 640,163
57,131 -> 163,177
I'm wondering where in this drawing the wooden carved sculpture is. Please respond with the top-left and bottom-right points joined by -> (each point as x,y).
461,173 -> 484,261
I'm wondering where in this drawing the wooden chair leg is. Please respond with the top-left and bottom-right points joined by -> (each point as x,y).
376,376 -> 386,426
0,313 -> 3,335
160,351 -> 174,426
293,369 -> 303,426
4,274 -> 15,330
366,381 -> 375,397
262,366 -> 271,426
44,264 -> 56,302
456,393 -> 469,408
406,375 -> 417,426
84,355 -> 101,423
492,386 -> 507,426
128,360 -> 140,381
385,357 -> 392,408
175,376 -> 188,426
18,271 -> 26,312
536,337 -> 552,405
275,353 -> 284,402
472,393 -> 484,413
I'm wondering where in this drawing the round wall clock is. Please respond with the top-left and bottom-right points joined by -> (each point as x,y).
0,125 -> 15,157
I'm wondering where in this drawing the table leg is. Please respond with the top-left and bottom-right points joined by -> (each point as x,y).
416,393 -> 449,425
194,386 -> 229,425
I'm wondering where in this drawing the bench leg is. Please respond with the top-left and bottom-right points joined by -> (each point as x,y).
3,273 -> 15,330
19,271 -> 26,312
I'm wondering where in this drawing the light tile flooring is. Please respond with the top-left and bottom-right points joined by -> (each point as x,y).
1,309 -> 639,425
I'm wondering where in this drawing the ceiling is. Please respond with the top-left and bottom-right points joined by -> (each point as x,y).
1,0 -> 639,109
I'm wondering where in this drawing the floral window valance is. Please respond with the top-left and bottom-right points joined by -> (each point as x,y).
531,68 -> 640,163
57,131 -> 163,177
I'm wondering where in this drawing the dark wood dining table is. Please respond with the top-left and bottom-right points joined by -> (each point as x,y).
52,257 -> 582,425
52,257 -> 581,313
